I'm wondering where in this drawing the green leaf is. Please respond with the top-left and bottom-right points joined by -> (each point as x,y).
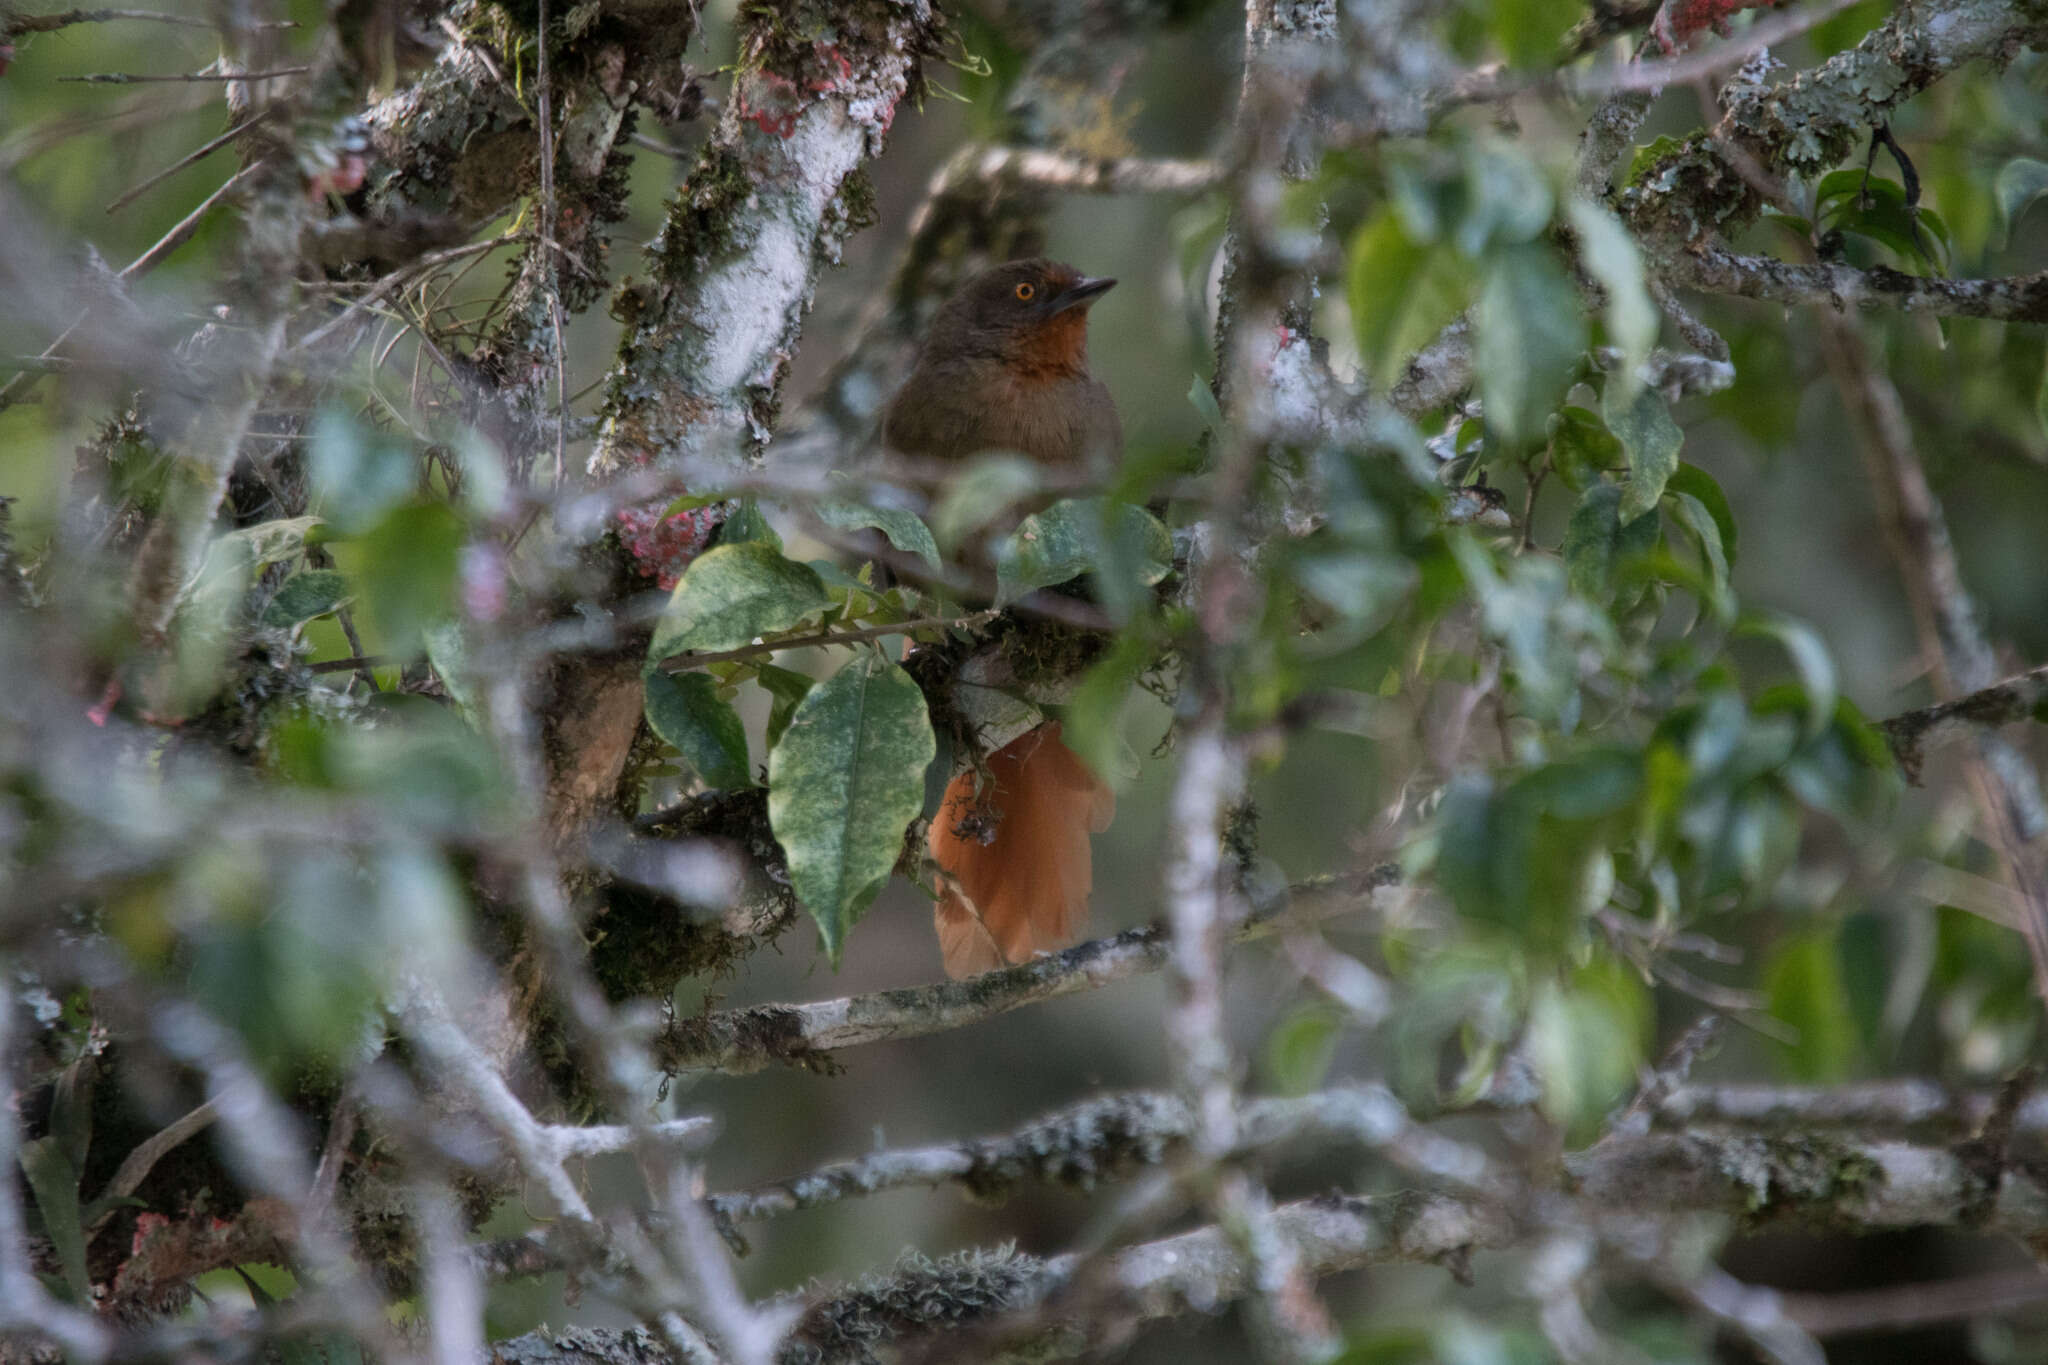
261,570 -> 351,629
1603,384 -> 1684,522
1667,490 -> 1731,614
1186,374 -> 1224,431
1740,613 -> 1837,737
1664,462 -> 1737,568
1567,198 -> 1657,396
1560,482 -> 1657,600
767,653 -> 936,963
18,1124 -> 89,1301
645,671 -> 754,790
422,621 -> 482,718
757,663 -> 816,751
1474,244 -> 1585,448
1547,406 -> 1625,491
816,501 -> 942,570
1764,929 -> 1860,1082
995,498 -> 1172,609
359,502 -> 463,653
18,1055 -> 91,1301
648,542 -> 831,663
1995,157 -> 2048,246
717,498 -> 781,551
1527,959 -> 1649,1135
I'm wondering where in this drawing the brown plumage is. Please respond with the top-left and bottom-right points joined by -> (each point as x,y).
883,258 -> 1123,471
882,258 -> 1122,978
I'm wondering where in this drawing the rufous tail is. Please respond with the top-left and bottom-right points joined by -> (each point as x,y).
928,721 -> 1115,978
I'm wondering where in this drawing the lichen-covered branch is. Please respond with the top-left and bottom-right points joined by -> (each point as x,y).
655,871 -> 1399,1075
483,1122 -> 2048,1364
590,0 -> 942,474
1624,0 -> 2048,241
1881,662 -> 2048,782
1664,248 -> 2048,323
709,1083 -> 1488,1230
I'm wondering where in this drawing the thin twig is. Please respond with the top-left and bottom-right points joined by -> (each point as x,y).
656,610 -> 1001,672
60,66 -> 309,83
656,871 -> 1398,1075
105,110 -> 272,215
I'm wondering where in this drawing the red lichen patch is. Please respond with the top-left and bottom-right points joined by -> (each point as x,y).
1651,0 -> 1784,53
806,42 -> 853,93
616,500 -> 722,590
736,70 -> 803,138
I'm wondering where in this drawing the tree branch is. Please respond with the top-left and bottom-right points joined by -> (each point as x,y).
654,869 -> 1400,1075
1665,248 -> 2048,323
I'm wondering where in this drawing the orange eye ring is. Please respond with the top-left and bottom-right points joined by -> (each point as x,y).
1014,282 -> 1036,301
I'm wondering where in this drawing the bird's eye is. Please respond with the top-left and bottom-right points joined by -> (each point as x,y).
1014,282 -> 1036,301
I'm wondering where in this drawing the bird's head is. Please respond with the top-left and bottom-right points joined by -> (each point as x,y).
925,258 -> 1117,379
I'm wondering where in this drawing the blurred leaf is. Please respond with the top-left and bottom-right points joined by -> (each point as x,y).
757,663 -> 815,751
1764,929 -> 1860,1082
309,411 -> 417,533
767,653 -> 935,964
1187,373 -> 1223,431
645,671 -> 753,790
1294,549 -> 1419,649
1264,1004 -> 1343,1095
1347,212 -> 1473,391
1995,157 -> 2048,246
1604,384 -> 1684,523
1062,625 -> 1155,789
1527,958 -> 1649,1133
1474,245 -> 1584,447
1739,613 -> 1837,737
1568,198 -> 1657,394
931,454 -> 1043,552
1490,0 -> 1579,66
1457,143 -> 1554,256
816,500 -> 940,569
359,501 -> 462,653
994,498 -> 1172,610
260,570 -> 350,629
1561,482 -> 1657,601
648,543 -> 831,662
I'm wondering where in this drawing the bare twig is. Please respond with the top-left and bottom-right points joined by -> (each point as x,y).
60,66 -> 308,83
105,110 -> 272,215
656,610 -> 1002,673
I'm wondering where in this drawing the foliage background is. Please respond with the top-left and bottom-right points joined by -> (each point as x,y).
3,0 -> 2048,1361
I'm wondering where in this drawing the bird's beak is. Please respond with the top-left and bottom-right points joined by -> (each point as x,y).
1051,276 -> 1117,314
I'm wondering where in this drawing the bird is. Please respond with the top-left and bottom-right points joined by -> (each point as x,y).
880,257 -> 1122,978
